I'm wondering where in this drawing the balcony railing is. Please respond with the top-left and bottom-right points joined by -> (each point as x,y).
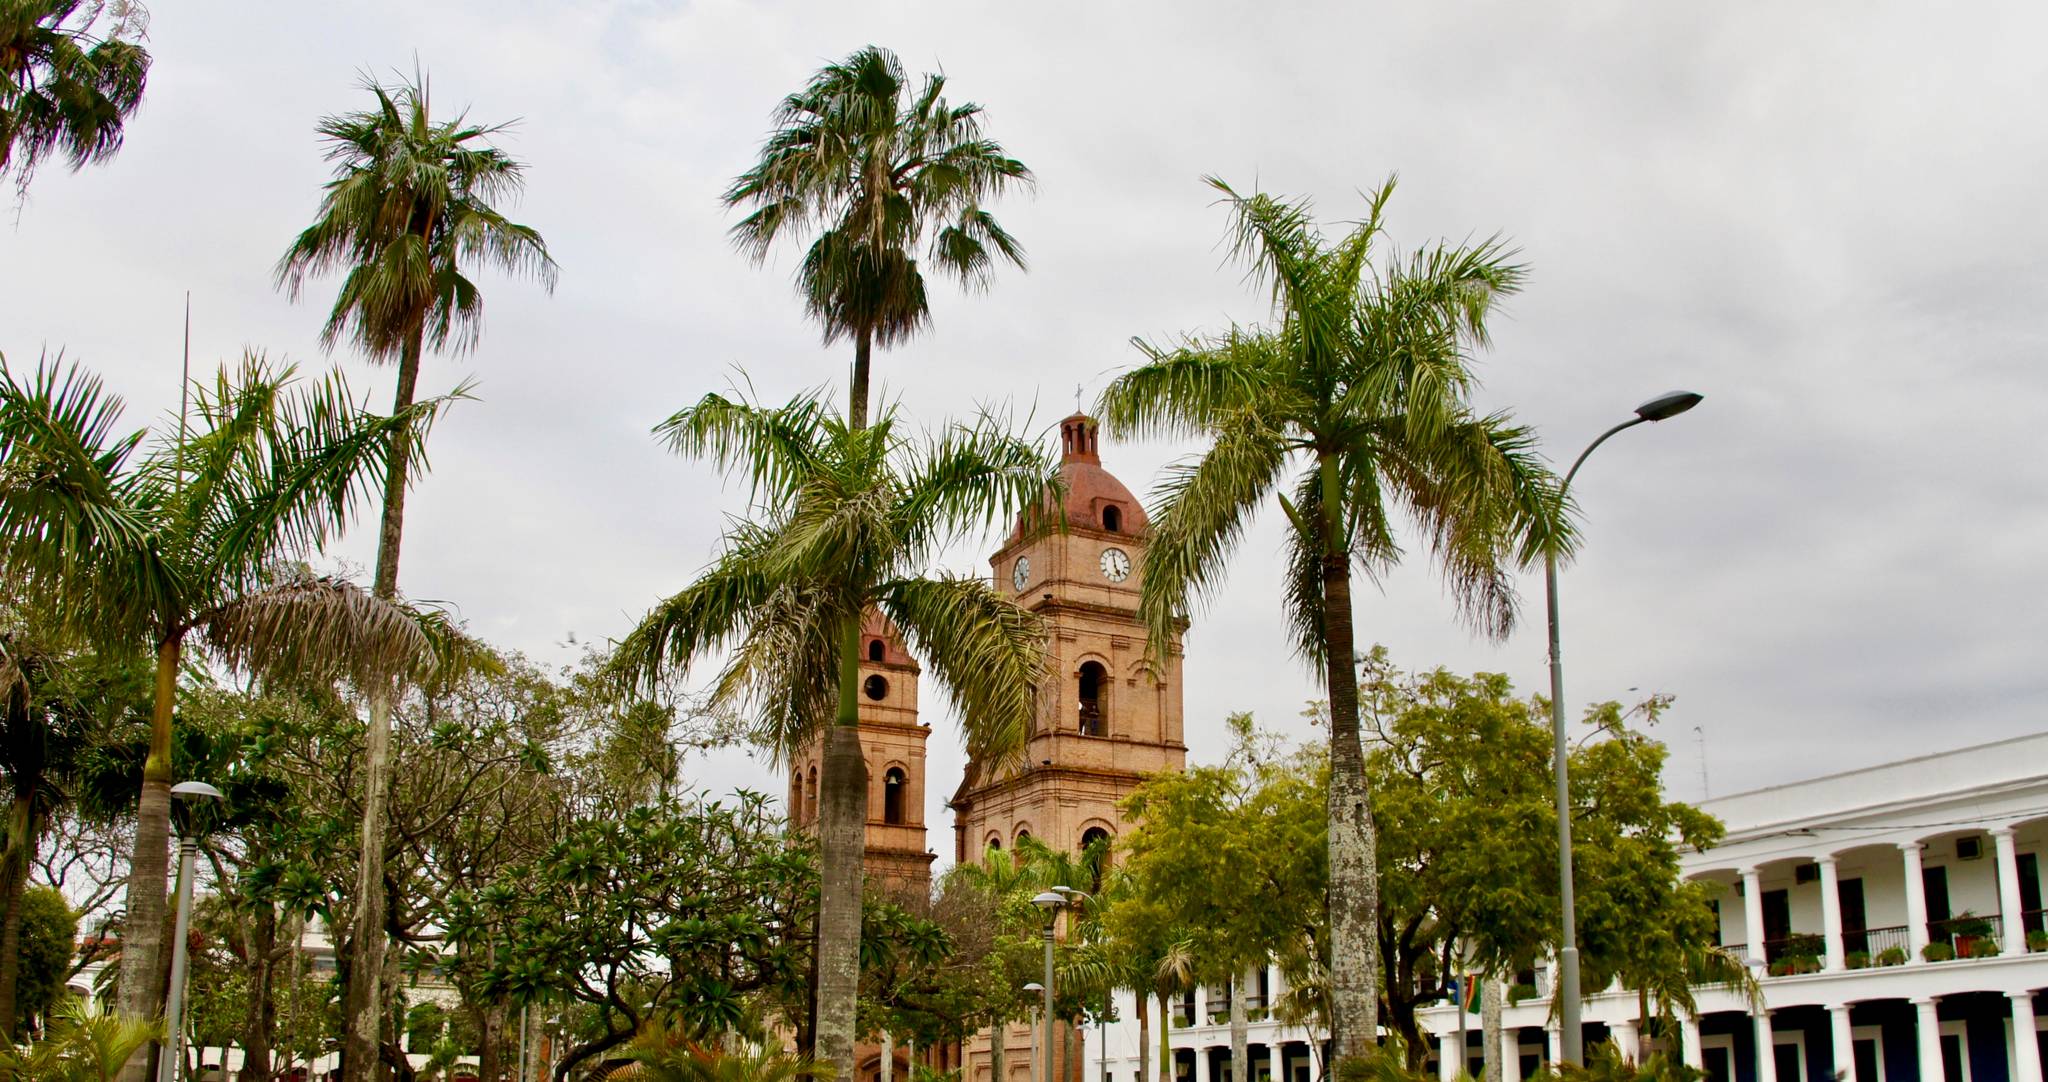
1845,925 -> 1910,966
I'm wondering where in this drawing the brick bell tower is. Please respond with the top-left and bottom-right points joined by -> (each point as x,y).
786,611 -> 935,903
950,413 -> 1187,1082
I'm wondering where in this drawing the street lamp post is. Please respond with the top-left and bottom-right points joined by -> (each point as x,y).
160,781 -> 226,1082
1025,983 -> 1045,1082
1033,888 -> 1090,1082
1548,390 -> 1702,1066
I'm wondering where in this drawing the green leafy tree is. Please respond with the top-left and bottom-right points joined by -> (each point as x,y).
0,604 -> 140,1039
1097,177 -> 1569,1060
0,0 -> 151,200
1118,716 -> 1326,1080
0,356 -> 448,1066
610,388 -> 1053,1073
274,68 -> 557,1082
10,884 -> 76,1036
447,792 -> 916,1081
725,49 -> 1032,1076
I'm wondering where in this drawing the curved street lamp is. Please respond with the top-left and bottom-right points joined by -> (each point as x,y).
1548,391 -> 1702,1066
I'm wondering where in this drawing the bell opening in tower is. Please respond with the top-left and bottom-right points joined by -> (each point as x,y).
1102,504 -> 1122,532
1078,660 -> 1107,736
883,767 -> 906,825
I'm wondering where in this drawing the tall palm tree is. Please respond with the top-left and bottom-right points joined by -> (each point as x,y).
724,44 -> 1032,430
0,0 -> 150,200
274,68 -> 555,1081
612,389 -> 1052,1078
725,49 -> 1030,1077
0,355 -> 445,1077
1096,177 -> 1571,1062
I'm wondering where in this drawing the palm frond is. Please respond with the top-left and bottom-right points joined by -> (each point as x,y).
877,575 -> 1043,769
1097,333 -> 1290,443
655,391 -> 832,508
193,566 -> 437,689
1134,408 -> 1290,657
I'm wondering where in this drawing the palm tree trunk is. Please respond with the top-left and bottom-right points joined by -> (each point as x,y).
1158,989 -> 1174,1082
1479,977 -> 1501,1082
344,331 -> 424,1082
1136,990 -> 1150,1082
0,788 -> 36,1039
850,327 -> 873,430
116,634 -> 181,1082
1229,971 -> 1248,1082
815,621 -> 869,1081
1317,455 -> 1379,1064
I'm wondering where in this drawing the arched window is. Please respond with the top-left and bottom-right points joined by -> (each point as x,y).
805,767 -> 818,825
863,674 -> 889,701
883,768 -> 907,825
987,835 -> 1003,852
1078,661 -> 1107,736
1081,827 -> 1112,891
1102,505 -> 1122,533
868,639 -> 885,662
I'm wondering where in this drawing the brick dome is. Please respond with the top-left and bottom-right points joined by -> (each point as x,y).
1014,414 -> 1147,537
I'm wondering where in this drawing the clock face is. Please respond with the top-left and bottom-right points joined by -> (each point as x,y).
1099,547 -> 1132,583
1012,556 -> 1031,591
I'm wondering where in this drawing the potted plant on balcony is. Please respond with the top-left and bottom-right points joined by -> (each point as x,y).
1922,942 -> 1955,962
2030,930 -> 2048,953
1947,911 -> 1994,958
1845,951 -> 1871,969
1875,946 -> 1908,967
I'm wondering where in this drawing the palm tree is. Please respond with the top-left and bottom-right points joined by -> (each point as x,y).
725,51 -> 1031,1076
724,44 -> 1032,430
1096,177 -> 1571,1062
0,996 -> 160,1082
273,67 -> 555,1081
0,0 -> 151,201
0,355 -> 445,1076
614,1020 -> 829,1082
612,389 -> 1052,1078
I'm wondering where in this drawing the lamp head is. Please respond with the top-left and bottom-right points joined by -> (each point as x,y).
1031,891 -> 1067,911
1634,391 -> 1703,422
1024,982 -> 1044,993
170,781 -> 225,803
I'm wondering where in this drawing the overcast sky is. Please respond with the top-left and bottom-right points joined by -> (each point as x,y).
7,2 -> 2046,863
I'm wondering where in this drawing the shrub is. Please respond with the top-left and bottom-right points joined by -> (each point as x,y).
1922,942 -> 1954,962
1875,947 -> 1908,967
1967,939 -> 2001,959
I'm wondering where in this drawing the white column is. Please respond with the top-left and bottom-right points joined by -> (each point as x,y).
1501,1028 -> 1522,1082
2011,993 -> 2042,1082
1681,1016 -> 1703,1071
1829,1006 -> 1855,1082
1820,856 -> 1847,971
1195,1046 -> 1210,1082
1901,844 -> 1931,961
1992,827 -> 2027,955
1266,1044 -> 1279,1082
1743,867 -> 1768,962
1611,1020 -> 1639,1064
1755,1012 -> 1779,1082
883,1032 -> 895,1082
1913,998 -> 1943,1082
1439,1033 -> 1460,1082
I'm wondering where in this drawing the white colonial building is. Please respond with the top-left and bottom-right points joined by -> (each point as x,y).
1090,732 -> 2048,1082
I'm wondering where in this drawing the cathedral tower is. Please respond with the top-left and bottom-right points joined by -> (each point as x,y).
786,611 -> 935,901
950,412 -> 1187,865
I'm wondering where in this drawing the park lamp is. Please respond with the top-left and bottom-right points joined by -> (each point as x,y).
1032,890 -> 1068,916
159,781 -> 226,1082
